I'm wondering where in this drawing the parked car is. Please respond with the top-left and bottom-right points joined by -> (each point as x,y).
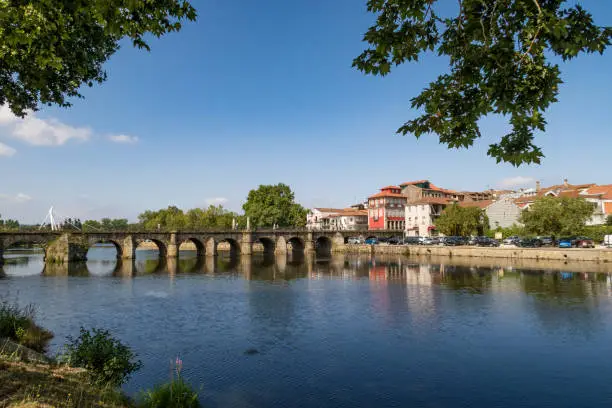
403,236 -> 422,245
474,237 -> 500,247
444,236 -> 467,246
502,236 -> 521,246
574,237 -> 595,248
347,237 -> 364,245
558,237 -> 574,248
537,236 -> 556,247
387,236 -> 404,245
421,237 -> 435,245
519,238 -> 543,248
365,237 -> 379,245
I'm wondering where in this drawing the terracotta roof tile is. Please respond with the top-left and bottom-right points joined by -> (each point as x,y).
313,208 -> 345,213
368,192 -> 408,199
399,180 -> 428,186
381,185 -> 401,190
586,184 -> 612,199
458,200 -> 494,209
604,202 -> 612,215
408,197 -> 452,205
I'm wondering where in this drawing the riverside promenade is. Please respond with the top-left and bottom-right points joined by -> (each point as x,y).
339,244 -> 612,264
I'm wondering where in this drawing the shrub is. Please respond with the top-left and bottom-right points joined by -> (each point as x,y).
139,378 -> 201,408
60,327 -> 142,386
139,357 -> 200,408
0,300 -> 53,353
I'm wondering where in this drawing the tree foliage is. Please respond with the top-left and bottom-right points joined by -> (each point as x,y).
82,218 -> 129,232
435,203 -> 489,236
354,0 -> 611,165
0,213 -> 19,231
0,0 -> 196,116
137,205 -> 240,231
243,183 -> 308,228
519,196 -> 594,236
607,215 -> 612,226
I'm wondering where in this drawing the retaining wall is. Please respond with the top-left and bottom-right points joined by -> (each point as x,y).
337,245 -> 612,263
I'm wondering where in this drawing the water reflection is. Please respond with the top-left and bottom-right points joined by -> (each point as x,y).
3,248 -> 612,407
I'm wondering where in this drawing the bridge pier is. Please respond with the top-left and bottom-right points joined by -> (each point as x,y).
167,232 -> 178,258
241,232 -> 252,256
45,234 -> 88,264
119,236 -> 136,259
0,242 -> 4,267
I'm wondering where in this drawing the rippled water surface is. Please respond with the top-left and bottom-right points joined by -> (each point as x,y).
2,246 -> 612,408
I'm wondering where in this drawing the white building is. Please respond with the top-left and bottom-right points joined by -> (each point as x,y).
307,208 -> 368,231
405,198 -> 449,236
328,209 -> 369,231
307,208 -> 344,230
484,197 -> 523,229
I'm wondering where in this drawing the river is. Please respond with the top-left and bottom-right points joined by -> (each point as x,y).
1,245 -> 612,408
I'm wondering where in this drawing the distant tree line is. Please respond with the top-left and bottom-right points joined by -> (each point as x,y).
0,214 -> 20,231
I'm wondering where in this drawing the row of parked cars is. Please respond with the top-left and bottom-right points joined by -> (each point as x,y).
348,235 -> 601,248
502,236 -> 596,248
347,236 -> 501,247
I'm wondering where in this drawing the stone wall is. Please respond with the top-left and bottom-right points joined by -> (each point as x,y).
336,244 -> 612,263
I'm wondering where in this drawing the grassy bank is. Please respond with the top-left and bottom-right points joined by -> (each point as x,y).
1,300 -> 201,408
0,354 -> 131,407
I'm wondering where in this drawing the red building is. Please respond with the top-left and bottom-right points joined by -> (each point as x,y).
367,186 -> 407,230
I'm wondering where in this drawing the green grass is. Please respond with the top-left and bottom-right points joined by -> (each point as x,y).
0,300 -> 53,353
138,378 -> 201,408
0,355 -> 133,407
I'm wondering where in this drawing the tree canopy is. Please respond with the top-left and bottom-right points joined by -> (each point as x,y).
435,204 -> 489,236
0,213 -> 19,231
354,0 -> 611,166
242,183 -> 308,228
519,196 -> 594,236
0,0 -> 196,116
137,205 -> 239,231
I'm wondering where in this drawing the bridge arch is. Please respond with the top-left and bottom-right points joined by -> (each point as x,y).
135,238 -> 168,259
179,237 -> 205,257
87,238 -> 123,260
287,237 -> 305,255
255,237 -> 275,255
315,236 -> 332,258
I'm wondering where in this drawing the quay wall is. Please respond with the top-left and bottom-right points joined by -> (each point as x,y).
337,245 -> 612,263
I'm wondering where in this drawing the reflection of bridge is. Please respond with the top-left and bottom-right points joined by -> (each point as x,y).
0,230 -> 401,264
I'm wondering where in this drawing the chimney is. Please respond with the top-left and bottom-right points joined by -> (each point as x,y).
563,178 -> 569,187
536,181 -> 541,192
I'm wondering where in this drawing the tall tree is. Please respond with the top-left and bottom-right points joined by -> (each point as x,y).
243,183 -> 308,228
1,1 -> 196,116
354,1 -> 611,165
435,204 -> 489,236
519,196 -> 594,236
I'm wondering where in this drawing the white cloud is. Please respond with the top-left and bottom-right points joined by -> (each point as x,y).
0,142 -> 16,157
108,134 -> 139,144
205,197 -> 228,205
0,192 -> 32,202
0,105 -> 91,146
499,176 -> 536,188
15,193 -> 32,202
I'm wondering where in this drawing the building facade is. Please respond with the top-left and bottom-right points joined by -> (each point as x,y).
368,186 -> 407,230
328,209 -> 369,231
484,197 -> 523,229
405,198 -> 449,236
306,208 -> 344,230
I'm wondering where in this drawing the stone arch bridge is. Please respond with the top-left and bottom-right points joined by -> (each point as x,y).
0,230 -> 400,264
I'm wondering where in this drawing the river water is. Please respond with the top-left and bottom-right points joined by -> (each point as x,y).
2,246 -> 612,408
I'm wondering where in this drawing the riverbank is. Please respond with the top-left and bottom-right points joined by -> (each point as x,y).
0,350 -> 130,407
338,244 -> 612,263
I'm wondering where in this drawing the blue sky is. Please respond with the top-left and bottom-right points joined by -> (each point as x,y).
1,0 -> 611,223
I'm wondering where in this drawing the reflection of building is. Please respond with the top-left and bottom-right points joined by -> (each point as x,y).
368,186 -> 407,230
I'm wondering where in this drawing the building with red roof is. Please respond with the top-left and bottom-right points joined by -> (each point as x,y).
367,186 -> 407,230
